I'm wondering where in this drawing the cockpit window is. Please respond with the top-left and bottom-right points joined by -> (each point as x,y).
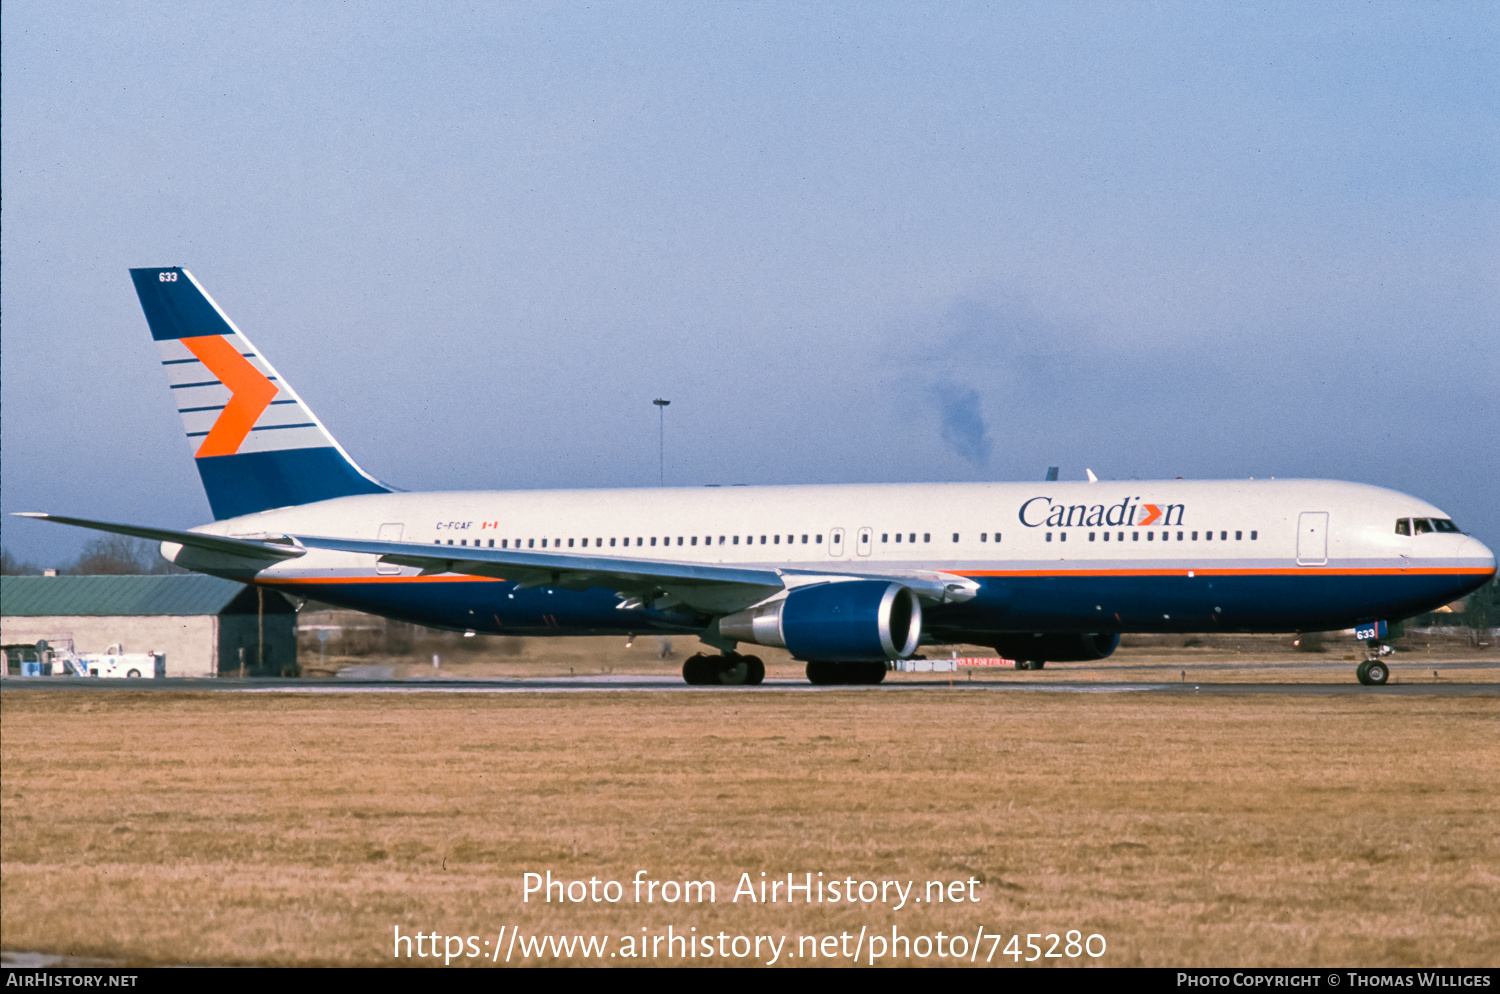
1412,518 -> 1434,534
1395,518 -> 1411,536
1433,518 -> 1461,533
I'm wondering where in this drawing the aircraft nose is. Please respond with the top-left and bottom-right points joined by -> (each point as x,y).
1459,536 -> 1497,574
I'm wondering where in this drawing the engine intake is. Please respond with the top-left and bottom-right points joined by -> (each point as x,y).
720,581 -> 922,662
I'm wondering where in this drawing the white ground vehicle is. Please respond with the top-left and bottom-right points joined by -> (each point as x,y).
75,643 -> 166,679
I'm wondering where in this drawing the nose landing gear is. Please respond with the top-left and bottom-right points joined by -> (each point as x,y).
682,652 -> 765,686
1356,656 -> 1390,686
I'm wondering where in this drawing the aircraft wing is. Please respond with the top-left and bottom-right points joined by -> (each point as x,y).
290,534 -> 977,612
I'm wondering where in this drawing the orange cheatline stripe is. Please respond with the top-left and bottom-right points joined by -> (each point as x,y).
958,567 -> 1495,578
264,575 -> 503,585
181,335 -> 280,458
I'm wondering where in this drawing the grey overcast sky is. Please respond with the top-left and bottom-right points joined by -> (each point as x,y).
3,2 -> 1496,566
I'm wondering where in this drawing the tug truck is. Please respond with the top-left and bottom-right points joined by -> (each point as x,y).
70,643 -> 167,679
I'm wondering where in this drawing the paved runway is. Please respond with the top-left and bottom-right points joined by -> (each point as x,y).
3,674 -> 1495,696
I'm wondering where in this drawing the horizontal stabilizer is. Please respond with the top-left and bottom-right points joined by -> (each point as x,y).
13,513 -> 306,563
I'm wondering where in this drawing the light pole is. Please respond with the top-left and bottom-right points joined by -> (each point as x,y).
652,398 -> 670,486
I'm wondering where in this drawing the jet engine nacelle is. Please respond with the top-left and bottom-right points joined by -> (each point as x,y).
719,580 -> 922,662
991,632 -> 1120,662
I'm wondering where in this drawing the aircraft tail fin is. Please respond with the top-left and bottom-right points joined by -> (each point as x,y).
129,267 -> 391,519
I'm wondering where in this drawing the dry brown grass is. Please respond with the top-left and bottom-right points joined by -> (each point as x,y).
2,688 -> 1497,966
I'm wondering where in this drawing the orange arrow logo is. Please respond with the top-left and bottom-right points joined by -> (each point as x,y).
1137,504 -> 1162,526
181,336 -> 279,458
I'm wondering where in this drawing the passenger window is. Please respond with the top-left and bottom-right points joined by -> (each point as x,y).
1250,531 -> 1257,540
952,533 -> 959,542
1235,531 -> 1242,540
801,535 -> 808,544
816,535 -> 823,543
691,536 -> 698,546
1117,532 -> 1124,541
1177,531 -> 1183,541
1205,532 -> 1212,541
1147,532 -> 1153,541
528,539 -> 535,548
993,533 -> 1001,543
1103,532 -> 1110,541
774,535 -> 781,544
568,539 -> 574,548
760,536 -> 766,545
677,537 -> 684,546
502,539 -> 508,548
1132,532 -> 1139,541
909,533 -> 916,543
1192,531 -> 1198,540
1089,532 -> 1096,541
882,534 -> 889,543
895,533 -> 902,543
980,533 -> 987,543
488,539 -> 495,548
1413,518 -> 1434,534
610,538 -> 616,547
650,537 -> 657,547
1220,531 -> 1227,540
1046,532 -> 1052,542
1060,532 -> 1067,542
720,536 -> 726,545
923,533 -> 930,543
733,536 -> 739,545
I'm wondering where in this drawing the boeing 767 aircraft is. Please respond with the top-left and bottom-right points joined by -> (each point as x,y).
19,268 -> 1496,685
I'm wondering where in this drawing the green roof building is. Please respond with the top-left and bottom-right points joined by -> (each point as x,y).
2,575 -> 297,677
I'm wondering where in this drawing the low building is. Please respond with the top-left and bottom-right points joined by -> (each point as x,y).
1,575 -> 297,677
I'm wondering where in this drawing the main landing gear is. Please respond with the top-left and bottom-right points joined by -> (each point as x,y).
1015,659 -> 1045,671
805,661 -> 887,686
682,652 -> 765,686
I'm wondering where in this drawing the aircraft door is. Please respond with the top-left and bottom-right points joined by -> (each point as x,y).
828,528 -> 845,557
1296,512 -> 1328,566
376,523 -> 404,574
857,527 -> 873,557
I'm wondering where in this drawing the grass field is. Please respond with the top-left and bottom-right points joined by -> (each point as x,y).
3,686 -> 1497,966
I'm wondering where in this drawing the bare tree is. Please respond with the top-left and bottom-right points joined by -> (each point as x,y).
68,535 -> 185,575
1,548 -> 42,575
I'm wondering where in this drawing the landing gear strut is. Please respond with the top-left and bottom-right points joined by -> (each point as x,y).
682,652 -> 765,686
805,661 -> 887,686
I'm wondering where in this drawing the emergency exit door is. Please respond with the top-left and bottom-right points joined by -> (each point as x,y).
1296,512 -> 1328,566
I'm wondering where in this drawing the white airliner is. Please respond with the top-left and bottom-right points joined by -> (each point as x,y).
20,268 -> 1496,686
